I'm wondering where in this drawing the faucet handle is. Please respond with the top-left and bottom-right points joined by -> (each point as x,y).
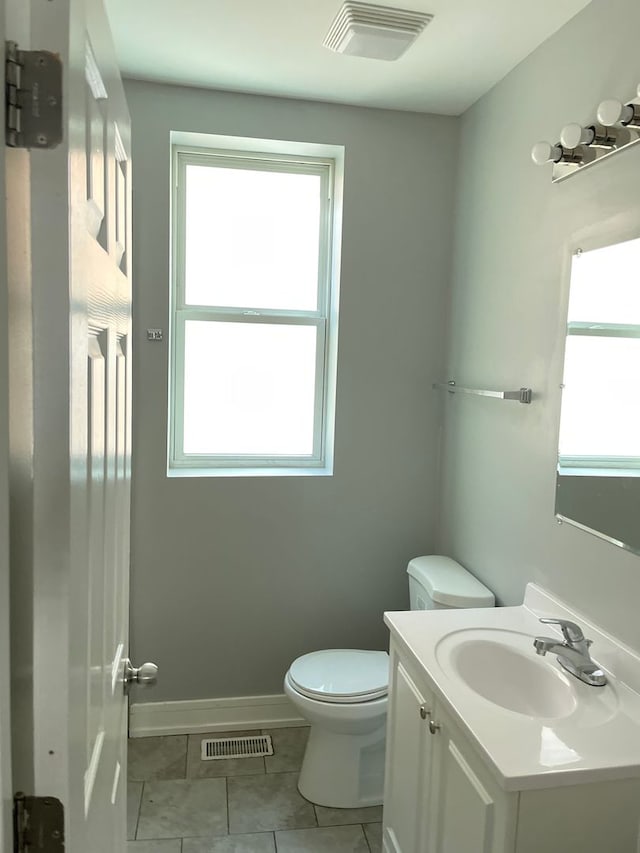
539,618 -> 585,644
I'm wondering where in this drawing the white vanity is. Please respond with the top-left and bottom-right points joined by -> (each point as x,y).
382,584 -> 640,853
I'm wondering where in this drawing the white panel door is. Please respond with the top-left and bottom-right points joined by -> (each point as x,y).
5,0 -> 133,848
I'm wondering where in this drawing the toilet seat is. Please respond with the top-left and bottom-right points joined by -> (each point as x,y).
288,649 -> 389,704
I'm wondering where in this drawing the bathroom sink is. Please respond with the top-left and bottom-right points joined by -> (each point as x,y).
436,628 -> 578,718
386,585 -> 633,789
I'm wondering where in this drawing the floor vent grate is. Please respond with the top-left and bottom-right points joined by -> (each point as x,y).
200,734 -> 274,761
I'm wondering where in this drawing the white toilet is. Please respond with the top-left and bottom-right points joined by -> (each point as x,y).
284,555 -> 495,809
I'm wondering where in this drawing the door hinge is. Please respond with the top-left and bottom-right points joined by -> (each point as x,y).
14,792 -> 65,851
6,40 -> 63,149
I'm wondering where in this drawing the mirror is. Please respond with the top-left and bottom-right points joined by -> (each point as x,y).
556,235 -> 640,554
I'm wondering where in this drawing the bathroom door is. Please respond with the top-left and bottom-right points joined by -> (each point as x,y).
5,0 -> 133,848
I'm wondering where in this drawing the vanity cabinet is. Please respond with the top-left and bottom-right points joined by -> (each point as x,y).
382,641 -> 640,853
383,646 -> 515,853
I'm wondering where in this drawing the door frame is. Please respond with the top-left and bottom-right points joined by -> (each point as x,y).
3,0 -> 34,831
0,0 -> 14,844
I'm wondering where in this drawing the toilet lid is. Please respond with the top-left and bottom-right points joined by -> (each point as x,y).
289,649 -> 389,703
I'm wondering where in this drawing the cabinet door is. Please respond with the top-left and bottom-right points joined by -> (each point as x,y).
429,705 -> 515,853
383,651 -> 435,853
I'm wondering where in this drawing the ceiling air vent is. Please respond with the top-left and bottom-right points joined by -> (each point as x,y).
323,2 -> 433,61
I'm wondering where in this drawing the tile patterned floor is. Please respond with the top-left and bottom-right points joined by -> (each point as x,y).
128,727 -> 383,853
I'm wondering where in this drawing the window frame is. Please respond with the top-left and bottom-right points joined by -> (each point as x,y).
558,320 -> 640,472
169,144 -> 338,475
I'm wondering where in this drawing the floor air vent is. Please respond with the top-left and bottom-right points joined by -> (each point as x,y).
200,734 -> 274,761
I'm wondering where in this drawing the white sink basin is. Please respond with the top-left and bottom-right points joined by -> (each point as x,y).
436,628 -> 577,718
385,585 -> 635,789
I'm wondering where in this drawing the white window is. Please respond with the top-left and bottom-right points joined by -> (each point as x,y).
169,143 -> 341,476
558,236 -> 640,473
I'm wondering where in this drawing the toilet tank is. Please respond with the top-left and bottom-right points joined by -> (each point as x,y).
407,555 -> 495,610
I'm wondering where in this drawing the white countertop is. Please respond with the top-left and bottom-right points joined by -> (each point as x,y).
384,583 -> 640,791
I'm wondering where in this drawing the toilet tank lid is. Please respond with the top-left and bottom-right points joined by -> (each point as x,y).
407,556 -> 495,608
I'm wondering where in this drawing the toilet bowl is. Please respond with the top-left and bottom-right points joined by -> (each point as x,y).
285,556 -> 495,809
284,649 -> 389,809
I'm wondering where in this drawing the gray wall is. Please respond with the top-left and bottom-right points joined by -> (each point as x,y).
439,0 -> 640,649
125,80 -> 459,700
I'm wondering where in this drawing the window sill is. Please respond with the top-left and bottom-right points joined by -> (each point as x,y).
167,465 -> 334,478
558,466 -> 640,478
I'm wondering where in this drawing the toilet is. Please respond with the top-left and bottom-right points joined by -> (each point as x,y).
283,555 -> 495,809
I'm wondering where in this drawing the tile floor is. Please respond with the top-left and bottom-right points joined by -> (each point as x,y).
127,727 -> 383,852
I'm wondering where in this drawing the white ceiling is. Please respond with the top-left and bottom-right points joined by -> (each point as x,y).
105,0 -> 591,115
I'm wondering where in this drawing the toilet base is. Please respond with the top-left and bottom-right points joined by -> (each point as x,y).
298,722 -> 386,808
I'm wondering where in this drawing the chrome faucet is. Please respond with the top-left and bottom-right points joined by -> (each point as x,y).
533,618 -> 607,687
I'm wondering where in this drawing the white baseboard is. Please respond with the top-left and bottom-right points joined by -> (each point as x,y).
129,693 -> 306,738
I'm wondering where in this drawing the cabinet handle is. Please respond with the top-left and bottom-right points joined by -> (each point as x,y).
428,719 -> 441,735
419,705 -> 430,720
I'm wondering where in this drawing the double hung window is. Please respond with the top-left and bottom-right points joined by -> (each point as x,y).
170,144 -> 339,475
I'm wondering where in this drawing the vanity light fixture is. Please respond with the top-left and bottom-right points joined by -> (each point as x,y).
533,83 -> 640,181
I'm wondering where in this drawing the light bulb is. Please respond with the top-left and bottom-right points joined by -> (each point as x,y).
531,141 -> 563,166
559,124 -> 595,149
597,99 -> 635,127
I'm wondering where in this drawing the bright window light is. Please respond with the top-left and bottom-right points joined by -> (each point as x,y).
567,238 -> 640,325
169,144 -> 340,475
559,336 -> 640,459
558,237 -> 640,468
183,321 -> 318,456
184,165 -> 322,311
